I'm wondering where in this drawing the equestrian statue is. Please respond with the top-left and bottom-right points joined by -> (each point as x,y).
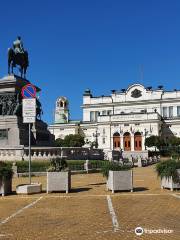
8,36 -> 29,78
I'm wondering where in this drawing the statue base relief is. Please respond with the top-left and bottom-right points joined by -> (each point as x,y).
0,74 -> 54,147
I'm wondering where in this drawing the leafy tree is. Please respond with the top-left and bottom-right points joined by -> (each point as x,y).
145,135 -> 180,157
55,134 -> 85,147
168,136 -> 180,146
55,138 -> 65,147
64,134 -> 85,147
145,135 -> 161,149
90,141 -> 98,149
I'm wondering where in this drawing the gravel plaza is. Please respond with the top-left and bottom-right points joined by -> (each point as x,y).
0,165 -> 179,240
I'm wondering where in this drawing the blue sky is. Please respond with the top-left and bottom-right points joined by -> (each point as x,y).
1,0 -> 180,123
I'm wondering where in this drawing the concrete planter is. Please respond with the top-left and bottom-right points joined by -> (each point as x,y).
107,170 -> 133,193
16,183 -> 42,194
47,171 -> 71,193
161,169 -> 180,191
0,178 -> 12,196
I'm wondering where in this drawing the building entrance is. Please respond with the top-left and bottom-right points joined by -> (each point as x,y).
123,132 -> 131,151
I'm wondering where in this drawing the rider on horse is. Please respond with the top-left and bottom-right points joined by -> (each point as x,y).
13,36 -> 24,55
8,36 -> 29,78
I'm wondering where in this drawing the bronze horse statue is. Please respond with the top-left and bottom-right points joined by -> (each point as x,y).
8,37 -> 29,78
8,48 -> 29,78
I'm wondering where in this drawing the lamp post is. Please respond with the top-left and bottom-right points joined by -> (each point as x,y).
93,129 -> 100,148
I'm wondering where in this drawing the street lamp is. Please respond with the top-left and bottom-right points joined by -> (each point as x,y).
93,130 -> 100,148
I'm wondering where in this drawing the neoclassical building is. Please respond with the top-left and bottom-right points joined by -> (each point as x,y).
48,83 -> 180,157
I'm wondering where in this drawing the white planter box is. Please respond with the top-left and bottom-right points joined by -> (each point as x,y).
47,171 -> 71,193
107,170 -> 133,193
161,169 -> 180,191
0,178 -> 12,196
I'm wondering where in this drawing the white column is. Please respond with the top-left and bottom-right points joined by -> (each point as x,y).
120,135 -> 124,150
110,125 -> 114,151
142,135 -> 145,151
111,135 -> 114,150
131,134 -> 134,151
109,124 -> 112,150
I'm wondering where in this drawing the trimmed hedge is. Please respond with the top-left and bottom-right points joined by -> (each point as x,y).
13,160 -> 107,173
16,161 -> 50,173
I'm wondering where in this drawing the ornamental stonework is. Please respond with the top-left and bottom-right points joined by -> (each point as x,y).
131,89 -> 142,98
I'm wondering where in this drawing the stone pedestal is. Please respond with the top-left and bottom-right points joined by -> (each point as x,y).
0,74 -> 54,147
16,183 -> 42,194
137,156 -> 142,167
84,160 -> 92,173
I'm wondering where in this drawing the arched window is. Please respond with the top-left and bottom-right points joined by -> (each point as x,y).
134,132 -> 142,151
113,132 -> 120,149
123,132 -> 131,151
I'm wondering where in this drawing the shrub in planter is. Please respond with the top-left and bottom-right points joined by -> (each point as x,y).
101,162 -> 130,178
0,161 -> 13,196
101,162 -> 133,193
47,158 -> 71,193
156,159 -> 180,191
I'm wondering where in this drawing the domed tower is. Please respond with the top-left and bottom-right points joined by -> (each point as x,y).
54,96 -> 69,123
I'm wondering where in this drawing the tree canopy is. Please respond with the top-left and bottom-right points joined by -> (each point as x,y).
145,135 -> 162,149
55,134 -> 85,147
145,135 -> 180,150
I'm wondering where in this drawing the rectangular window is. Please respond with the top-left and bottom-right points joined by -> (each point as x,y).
163,107 -> 167,118
177,106 -> 180,117
140,109 -> 147,113
102,110 -> 106,115
169,106 -> 173,118
103,138 -> 105,144
0,129 -> 8,139
95,112 -> 99,121
90,111 -> 98,122
90,111 -> 94,121
107,110 -> 112,115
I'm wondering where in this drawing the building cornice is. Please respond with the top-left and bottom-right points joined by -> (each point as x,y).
81,97 -> 180,109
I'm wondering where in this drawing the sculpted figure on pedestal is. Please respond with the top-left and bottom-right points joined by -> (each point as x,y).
8,36 -> 29,78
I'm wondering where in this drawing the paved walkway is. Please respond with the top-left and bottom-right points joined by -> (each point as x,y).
0,165 -> 179,239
